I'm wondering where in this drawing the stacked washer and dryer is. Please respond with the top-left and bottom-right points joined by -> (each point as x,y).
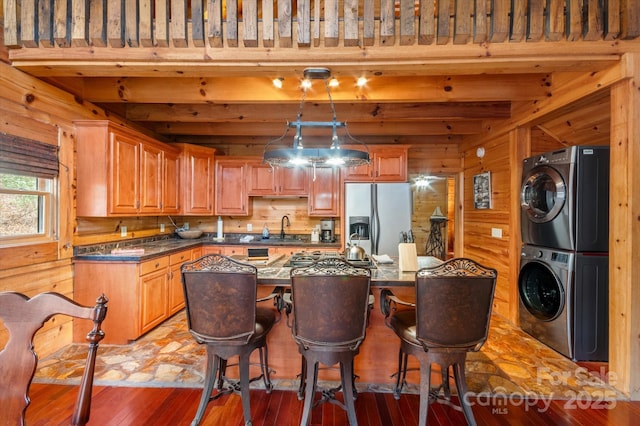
519,146 -> 610,361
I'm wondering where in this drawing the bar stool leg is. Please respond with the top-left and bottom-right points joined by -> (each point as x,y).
192,347 -> 218,426
340,359 -> 359,425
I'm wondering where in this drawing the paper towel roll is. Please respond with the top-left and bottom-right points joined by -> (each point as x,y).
217,216 -> 224,239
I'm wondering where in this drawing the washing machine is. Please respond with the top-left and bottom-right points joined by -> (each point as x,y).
520,146 -> 609,251
518,244 -> 608,361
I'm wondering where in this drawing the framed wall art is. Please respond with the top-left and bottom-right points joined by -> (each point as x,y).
473,171 -> 492,209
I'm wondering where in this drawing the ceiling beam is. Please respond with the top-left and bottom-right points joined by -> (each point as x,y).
124,102 -> 511,122
8,42 -> 625,79
74,74 -> 548,103
171,134 -> 465,146
151,120 -> 484,137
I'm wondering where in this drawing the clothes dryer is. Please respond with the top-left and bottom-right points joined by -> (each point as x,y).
520,146 -> 609,251
518,244 -> 608,361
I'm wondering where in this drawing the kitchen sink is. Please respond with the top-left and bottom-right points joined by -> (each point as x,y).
250,235 -> 307,243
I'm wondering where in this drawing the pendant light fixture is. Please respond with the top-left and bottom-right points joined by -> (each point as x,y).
262,67 -> 370,169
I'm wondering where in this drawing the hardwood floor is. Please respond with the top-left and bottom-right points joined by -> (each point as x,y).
24,383 -> 640,425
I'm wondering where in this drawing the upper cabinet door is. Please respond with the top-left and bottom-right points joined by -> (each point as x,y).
373,148 -> 408,182
139,142 -> 164,214
342,145 -> 408,182
162,149 -> 181,214
247,162 -> 308,196
180,144 -> 216,215
247,162 -> 277,195
279,167 -> 308,195
108,132 -> 140,215
215,159 -> 250,215
308,167 -> 340,217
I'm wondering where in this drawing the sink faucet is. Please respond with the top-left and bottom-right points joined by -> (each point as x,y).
280,215 -> 290,239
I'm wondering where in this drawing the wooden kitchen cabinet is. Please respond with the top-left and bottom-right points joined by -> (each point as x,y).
215,158 -> 250,215
342,145 -> 408,182
74,249 -> 197,344
175,143 -> 216,215
138,142 -> 164,215
75,120 -> 182,216
308,167 -> 340,216
248,161 -> 308,196
139,258 -> 169,334
162,149 -> 181,214
168,249 -> 195,315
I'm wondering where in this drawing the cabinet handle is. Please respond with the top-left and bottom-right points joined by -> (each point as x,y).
155,262 -> 160,268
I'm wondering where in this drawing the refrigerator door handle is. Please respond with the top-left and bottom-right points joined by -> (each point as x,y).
372,184 -> 380,254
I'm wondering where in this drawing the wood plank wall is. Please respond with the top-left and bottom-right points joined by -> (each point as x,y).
0,61 -> 131,358
3,0 -> 639,49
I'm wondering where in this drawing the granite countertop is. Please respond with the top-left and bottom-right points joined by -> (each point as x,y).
73,234 -> 440,285
73,233 -> 341,261
252,255 -> 443,286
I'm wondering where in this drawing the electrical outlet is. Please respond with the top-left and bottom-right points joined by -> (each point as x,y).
160,224 -> 165,233
183,222 -> 189,230
491,227 -> 502,238
120,226 -> 127,237
247,223 -> 253,232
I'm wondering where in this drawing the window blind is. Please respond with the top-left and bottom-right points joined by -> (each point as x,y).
0,132 -> 59,178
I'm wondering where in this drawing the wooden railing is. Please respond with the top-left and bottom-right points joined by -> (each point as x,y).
2,0 -> 639,49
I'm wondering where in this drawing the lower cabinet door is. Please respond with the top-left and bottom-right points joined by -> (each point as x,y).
140,269 -> 169,334
168,262 -> 185,314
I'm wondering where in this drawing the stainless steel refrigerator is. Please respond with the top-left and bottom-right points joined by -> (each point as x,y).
344,183 -> 413,256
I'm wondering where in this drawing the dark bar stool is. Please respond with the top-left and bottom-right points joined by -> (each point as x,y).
181,254 -> 282,426
288,257 -> 372,426
380,258 -> 497,426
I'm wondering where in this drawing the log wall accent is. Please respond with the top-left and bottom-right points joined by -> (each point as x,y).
609,53 -> 640,400
0,61 -> 117,357
461,133 -> 512,317
3,0 -> 639,49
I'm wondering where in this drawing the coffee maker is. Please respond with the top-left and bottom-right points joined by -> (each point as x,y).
319,219 -> 335,242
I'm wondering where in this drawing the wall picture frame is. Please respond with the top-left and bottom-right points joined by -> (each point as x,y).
473,171 -> 492,209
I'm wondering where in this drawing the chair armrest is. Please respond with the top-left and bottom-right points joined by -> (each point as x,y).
257,286 -> 285,323
257,286 -> 283,303
380,288 -> 415,318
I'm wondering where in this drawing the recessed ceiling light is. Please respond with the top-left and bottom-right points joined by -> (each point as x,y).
272,78 -> 283,89
356,76 -> 368,88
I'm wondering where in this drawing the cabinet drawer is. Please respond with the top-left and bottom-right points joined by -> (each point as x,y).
170,250 -> 191,265
140,256 -> 169,275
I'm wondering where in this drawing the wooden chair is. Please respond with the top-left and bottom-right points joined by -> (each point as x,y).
380,258 -> 497,426
180,254 -> 282,426
0,291 -> 108,426
289,257 -> 371,426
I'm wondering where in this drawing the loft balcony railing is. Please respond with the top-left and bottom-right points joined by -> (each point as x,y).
2,0 -> 639,50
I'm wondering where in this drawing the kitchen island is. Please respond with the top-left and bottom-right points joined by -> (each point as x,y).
73,235 -> 436,386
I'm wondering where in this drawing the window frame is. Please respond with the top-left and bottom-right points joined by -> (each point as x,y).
0,173 -> 58,245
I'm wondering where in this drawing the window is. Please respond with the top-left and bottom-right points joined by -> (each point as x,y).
0,173 -> 56,241
0,133 -> 59,244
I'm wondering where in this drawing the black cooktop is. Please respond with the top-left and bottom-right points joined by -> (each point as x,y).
284,251 -> 373,268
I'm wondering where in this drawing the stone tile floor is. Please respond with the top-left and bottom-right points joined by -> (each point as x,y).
34,312 -> 624,402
